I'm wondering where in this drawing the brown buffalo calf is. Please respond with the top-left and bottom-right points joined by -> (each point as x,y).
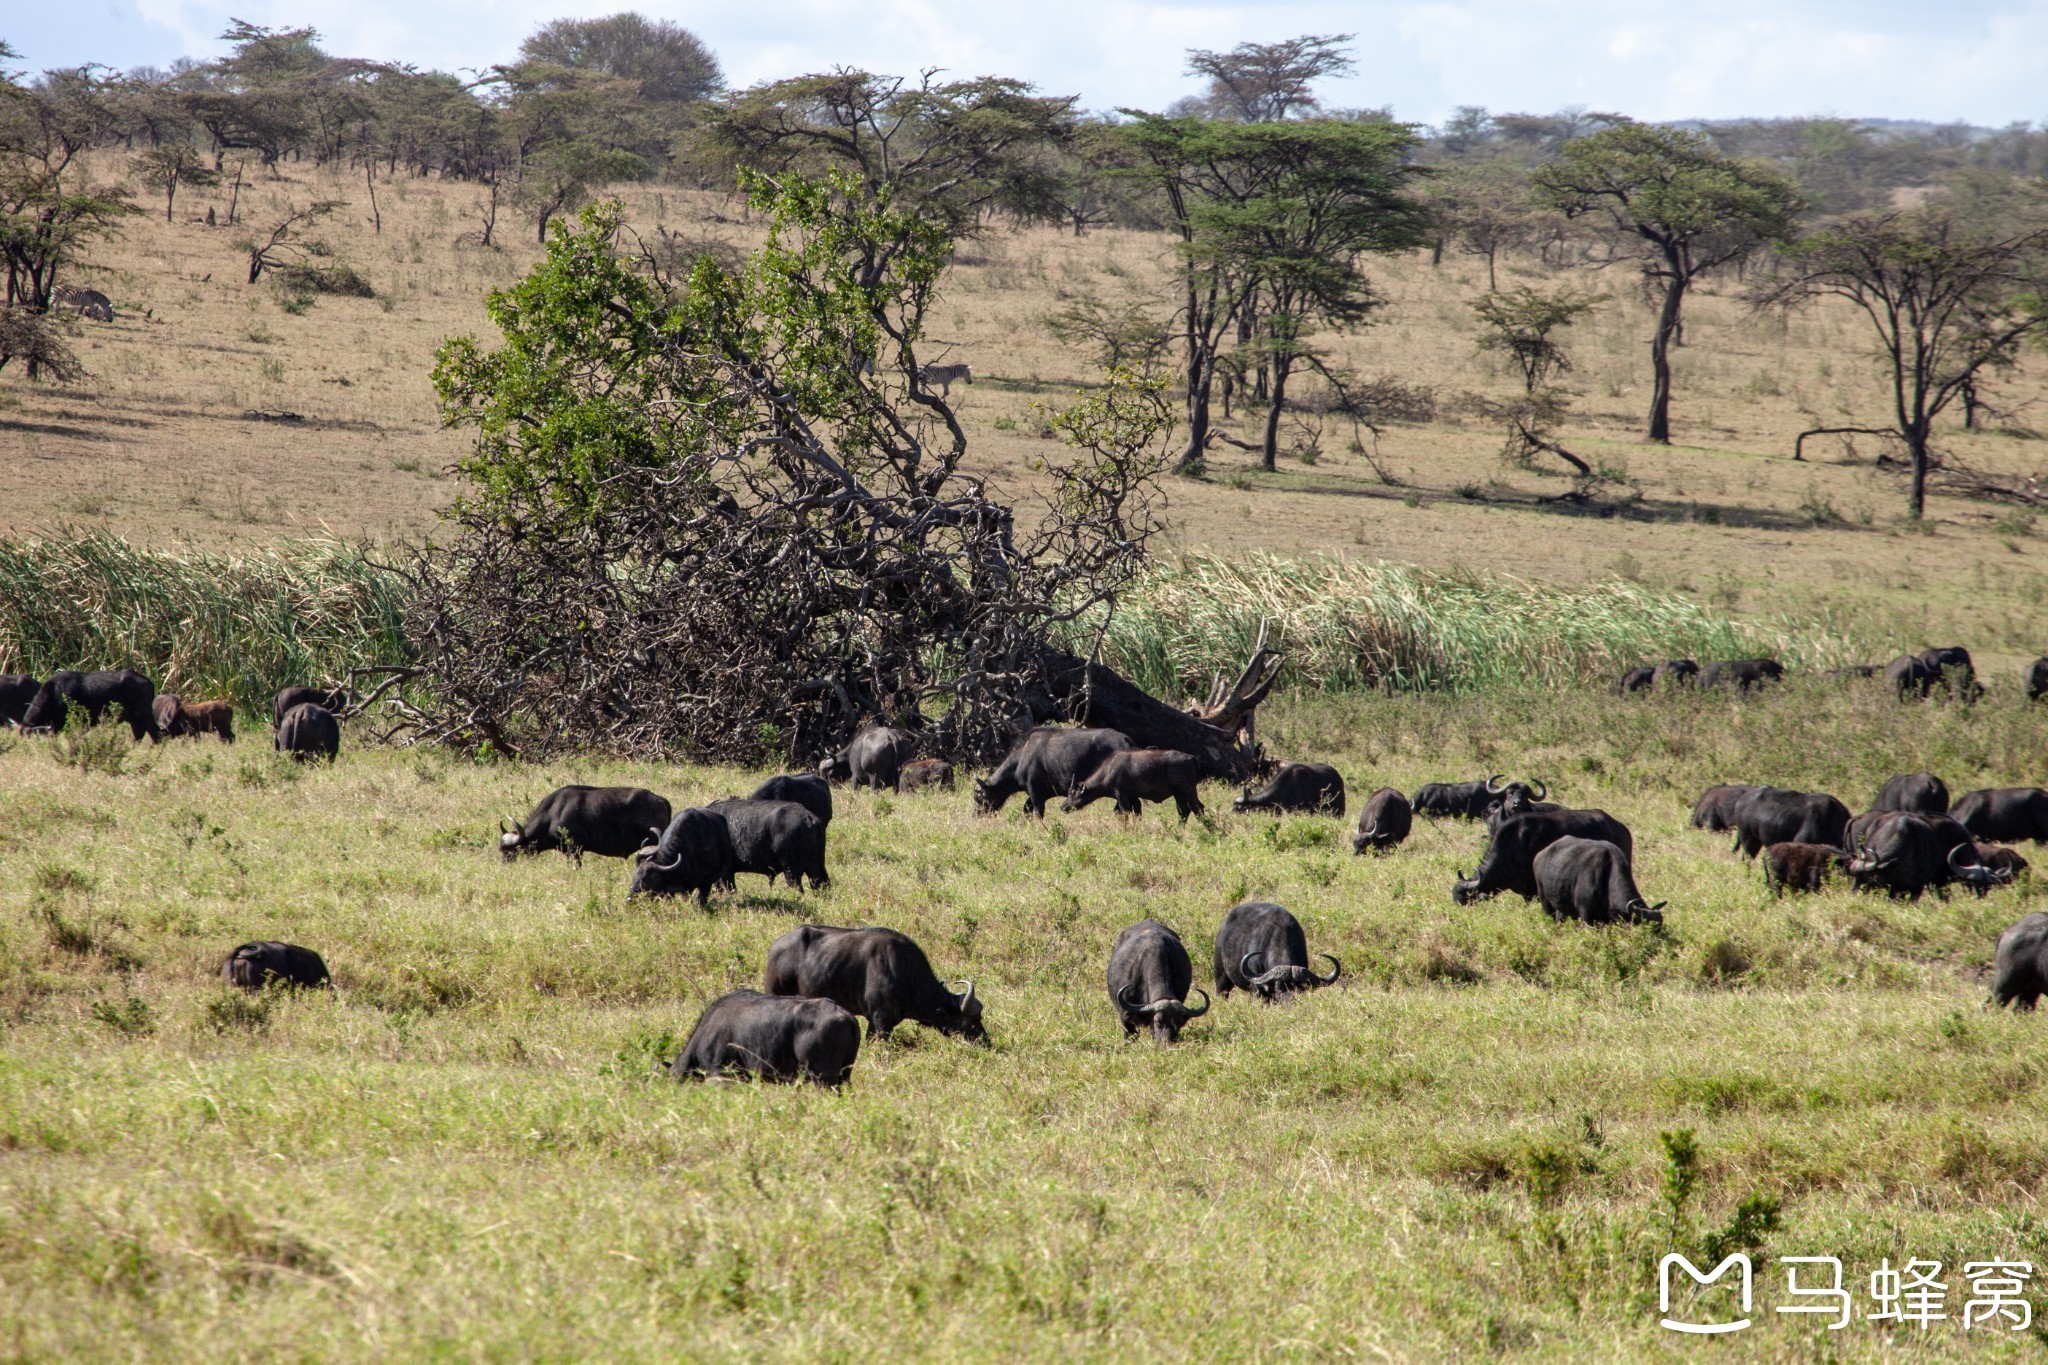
1763,841 -> 1846,895
1062,748 -> 1204,822
897,757 -> 954,793
156,694 -> 235,741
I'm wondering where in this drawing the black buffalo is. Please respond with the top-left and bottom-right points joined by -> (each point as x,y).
1453,808 -> 1633,904
976,727 -> 1132,817
629,808 -> 738,905
1729,788 -> 1850,858
222,941 -> 330,990
706,798 -> 830,889
1872,771 -> 1949,815
669,991 -> 860,1087
1618,666 -> 1655,694
763,925 -> 986,1043
21,669 -> 161,740
1846,811 -> 2009,900
1412,774 -> 1542,821
0,674 -> 37,726
1691,784 -> 1763,832
1885,653 -> 1938,699
819,725 -> 917,789
1763,841 -> 1848,895
1212,901 -> 1341,999
1978,846 -> 2030,882
2027,656 -> 2048,703
1920,645 -> 1983,701
1951,788 -> 2048,845
1351,787 -> 1413,854
500,786 -> 671,863
274,703 -> 339,762
1234,762 -> 1345,816
1483,788 -> 1562,830
272,686 -> 349,730
1532,837 -> 1665,924
749,773 -> 833,825
1993,912 -> 2048,1008
1106,920 -> 1211,1044
1064,748 -> 1204,821
1653,659 -> 1701,688
1700,658 -> 1784,690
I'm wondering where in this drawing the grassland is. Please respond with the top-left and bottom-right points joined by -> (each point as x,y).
3,683 -> 2047,1359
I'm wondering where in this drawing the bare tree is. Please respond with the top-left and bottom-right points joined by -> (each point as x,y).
240,200 -> 341,283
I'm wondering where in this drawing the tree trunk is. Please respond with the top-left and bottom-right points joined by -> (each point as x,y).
164,181 -> 175,223
1176,304 -> 1211,472
1485,246 -> 1498,292
1907,426 -> 1929,521
1038,648 -> 1248,781
1261,358 -> 1292,471
1646,270 -> 1686,443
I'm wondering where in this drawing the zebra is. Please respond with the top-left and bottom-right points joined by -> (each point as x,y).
52,286 -> 114,322
916,362 -> 973,397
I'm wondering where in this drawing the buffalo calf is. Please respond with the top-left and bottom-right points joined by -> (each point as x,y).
1763,841 -> 1847,895
223,941 -> 330,991
670,991 -> 860,1086
275,703 -> 339,762
1234,762 -> 1344,817
1063,748 -> 1204,821
896,758 -> 955,793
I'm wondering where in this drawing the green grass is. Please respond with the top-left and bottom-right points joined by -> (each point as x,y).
3,682 -> 2046,1357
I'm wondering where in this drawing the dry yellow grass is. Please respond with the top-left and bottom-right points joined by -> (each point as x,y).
4,158 -> 2045,667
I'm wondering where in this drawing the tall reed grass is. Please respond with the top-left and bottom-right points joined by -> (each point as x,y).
0,530 -> 412,712
1090,554 -> 1870,698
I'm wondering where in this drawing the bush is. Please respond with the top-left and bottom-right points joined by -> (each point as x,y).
271,262 -> 374,298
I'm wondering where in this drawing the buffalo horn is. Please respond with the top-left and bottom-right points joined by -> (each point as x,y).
1314,954 -> 1342,986
956,979 -> 977,1012
1240,951 -> 1265,982
1181,988 -> 1211,1018
1361,820 -> 1379,841
1530,778 -> 1549,801
500,819 -> 511,836
1118,983 -> 1149,1013
1485,773 -> 1506,793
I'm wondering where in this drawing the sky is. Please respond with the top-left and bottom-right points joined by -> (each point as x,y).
6,0 -> 2047,128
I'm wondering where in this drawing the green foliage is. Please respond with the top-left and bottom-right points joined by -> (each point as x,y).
89,995 -> 154,1037
203,988 -> 272,1034
1531,124 -> 1803,247
50,701 -> 129,776
1471,286 -> 1603,393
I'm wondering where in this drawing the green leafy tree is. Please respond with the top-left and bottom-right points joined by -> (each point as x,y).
517,13 -> 722,104
1532,123 -> 1801,443
1471,286 -> 1604,478
129,142 -> 216,221
1181,34 -> 1354,122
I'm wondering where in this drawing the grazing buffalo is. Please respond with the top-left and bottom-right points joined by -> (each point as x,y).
2027,656 -> 2048,703
500,786 -> 672,863
1064,748 -> 1204,821
706,798 -> 830,889
1920,645 -> 1982,701
1532,837 -> 1665,924
1872,771 -> 1949,816
1483,788 -> 1562,830
0,674 -> 38,726
1618,666 -> 1655,694
1846,812 -> 2009,900
1993,913 -> 2048,1009
222,941 -> 330,991
1730,788 -> 1850,859
1413,775 -> 1542,821
1234,762 -> 1345,816
1212,901 -> 1341,1000
976,727 -> 1132,817
1691,784 -> 1763,832
1653,659 -> 1701,688
21,669 -> 161,740
896,758 -> 955,793
155,696 -> 234,742
1886,653 -> 1937,699
1700,658 -> 1784,690
749,773 -> 833,825
274,703 -> 339,762
1977,846 -> 2030,882
669,991 -> 860,1087
1351,787 -> 1413,854
1951,788 -> 2048,845
819,725 -> 917,790
272,686 -> 349,730
629,808 -> 737,905
1106,920 -> 1211,1044
1454,808 -> 1634,904
763,925 -> 985,1043
1763,841 -> 1848,895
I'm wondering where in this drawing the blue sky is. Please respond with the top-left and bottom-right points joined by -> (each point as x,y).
7,0 -> 2046,127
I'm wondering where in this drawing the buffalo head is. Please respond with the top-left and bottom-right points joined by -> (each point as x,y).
1118,983 -> 1212,1044
1240,950 -> 1341,1000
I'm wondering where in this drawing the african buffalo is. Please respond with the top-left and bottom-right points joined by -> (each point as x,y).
1920,645 -> 1982,701
628,808 -> 737,905
1653,659 -> 1701,688
0,674 -> 38,726
155,696 -> 233,742
976,727 -> 1132,817
669,991 -> 860,1087
1234,762 -> 1345,816
1700,658 -> 1784,690
1846,812 -> 2009,900
819,725 -> 917,790
706,798 -> 829,889
1691,784 -> 1763,832
1885,653 -> 1938,699
749,773 -> 833,825
1483,788 -> 1562,830
896,758 -> 954,793
500,786 -> 671,863
1763,841 -> 1848,895
763,925 -> 986,1043
1618,666 -> 1655,694
1532,837 -> 1665,924
1064,748 -> 1204,821
1412,774 -> 1542,821
274,703 -> 339,762
272,686 -> 349,730
1993,912 -> 2048,1008
222,941 -> 330,991
1212,901 -> 1341,1000
1872,771 -> 1949,815
1453,808 -> 1634,904
1351,787 -> 1413,854
1729,788 -> 1850,858
1951,788 -> 2048,845
1106,920 -> 1211,1044
22,669 -> 161,740
1977,846 -> 2030,882
2028,656 -> 2048,703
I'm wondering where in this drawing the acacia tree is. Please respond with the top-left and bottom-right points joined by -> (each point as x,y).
1755,209 -> 2048,519
1182,34 -> 1354,122
129,142 -> 216,221
1532,124 -> 1800,443
1470,286 -> 1603,477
